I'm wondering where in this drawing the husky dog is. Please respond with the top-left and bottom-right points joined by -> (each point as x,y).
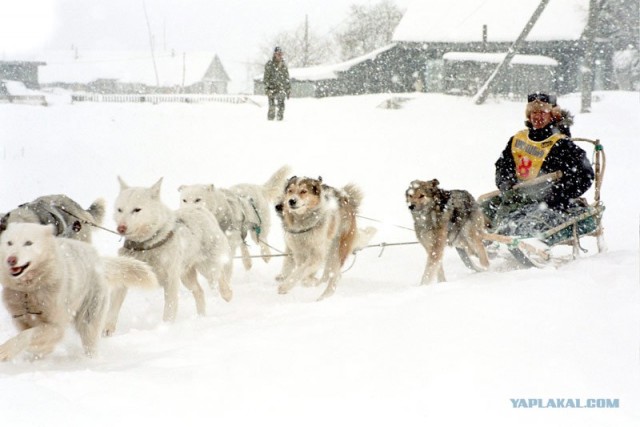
178,165 -> 291,270
0,194 -> 105,242
0,223 -> 158,361
406,179 -> 489,285
111,177 -> 233,330
276,176 -> 369,300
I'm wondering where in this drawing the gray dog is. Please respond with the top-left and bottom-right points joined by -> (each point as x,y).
1,194 -> 105,243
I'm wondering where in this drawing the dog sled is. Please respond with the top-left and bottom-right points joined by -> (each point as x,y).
459,137 -> 606,269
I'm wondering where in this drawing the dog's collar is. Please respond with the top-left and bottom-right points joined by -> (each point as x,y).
284,224 -> 316,234
124,229 -> 175,251
283,215 -> 324,235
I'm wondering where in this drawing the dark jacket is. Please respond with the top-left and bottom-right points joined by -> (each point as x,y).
495,117 -> 594,209
263,58 -> 291,96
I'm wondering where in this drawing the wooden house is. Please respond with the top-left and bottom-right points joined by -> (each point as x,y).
261,0 -> 614,98
0,60 -> 46,89
391,0 -> 613,96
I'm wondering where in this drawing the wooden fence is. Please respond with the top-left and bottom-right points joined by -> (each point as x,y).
71,93 -> 256,105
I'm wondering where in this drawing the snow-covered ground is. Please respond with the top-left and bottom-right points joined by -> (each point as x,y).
0,91 -> 638,426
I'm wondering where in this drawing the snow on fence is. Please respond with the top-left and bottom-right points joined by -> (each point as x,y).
70,93 -> 254,105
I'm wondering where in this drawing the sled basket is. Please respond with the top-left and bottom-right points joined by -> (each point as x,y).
476,137 -> 606,267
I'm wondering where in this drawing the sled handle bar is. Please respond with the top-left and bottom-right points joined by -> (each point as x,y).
478,171 -> 563,202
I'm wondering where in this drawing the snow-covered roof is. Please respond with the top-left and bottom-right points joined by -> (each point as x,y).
287,44 -> 397,82
8,50 -> 227,86
1,80 -> 36,95
443,52 -> 558,66
394,0 -> 589,43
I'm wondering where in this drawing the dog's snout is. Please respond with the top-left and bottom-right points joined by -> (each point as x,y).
7,256 -> 17,266
288,198 -> 297,207
408,204 -> 415,210
117,224 -> 127,235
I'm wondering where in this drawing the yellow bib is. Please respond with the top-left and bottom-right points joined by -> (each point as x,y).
510,130 -> 564,181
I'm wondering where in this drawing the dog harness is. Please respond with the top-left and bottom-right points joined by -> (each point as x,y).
510,130 -> 564,181
124,229 -> 175,251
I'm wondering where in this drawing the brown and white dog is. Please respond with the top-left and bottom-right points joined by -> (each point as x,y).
276,176 -> 370,300
406,179 -> 489,285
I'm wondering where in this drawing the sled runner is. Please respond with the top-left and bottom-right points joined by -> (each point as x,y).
463,137 -> 606,268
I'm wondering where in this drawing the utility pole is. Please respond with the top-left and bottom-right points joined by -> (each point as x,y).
474,0 -> 550,105
143,0 -> 160,87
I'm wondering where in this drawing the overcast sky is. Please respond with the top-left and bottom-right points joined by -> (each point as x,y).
2,0 -> 408,63
1,0 -> 409,92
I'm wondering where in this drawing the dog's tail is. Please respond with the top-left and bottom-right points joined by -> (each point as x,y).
341,183 -> 363,212
87,198 -> 106,226
103,256 -> 159,289
353,226 -> 377,251
262,165 -> 292,201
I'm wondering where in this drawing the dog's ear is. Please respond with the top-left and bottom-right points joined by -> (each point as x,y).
207,184 -> 215,192
150,178 -> 163,199
285,176 -> 297,190
117,176 -> 129,190
0,213 -> 8,233
405,186 -> 413,198
430,179 -> 440,187
312,183 -> 322,195
177,185 -> 184,192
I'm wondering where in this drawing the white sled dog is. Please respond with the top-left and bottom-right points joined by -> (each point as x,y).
111,177 -> 233,330
1,194 -> 105,243
276,176 -> 375,300
178,165 -> 291,270
0,223 -> 158,361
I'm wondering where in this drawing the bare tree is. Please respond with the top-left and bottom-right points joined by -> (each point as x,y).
581,0 -> 599,113
261,16 -> 336,68
597,0 -> 639,50
597,0 -> 640,90
336,0 -> 403,61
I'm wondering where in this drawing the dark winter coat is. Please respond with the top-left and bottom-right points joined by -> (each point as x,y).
495,114 -> 594,210
263,58 -> 291,96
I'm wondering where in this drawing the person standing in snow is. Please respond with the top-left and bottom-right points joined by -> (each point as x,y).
263,46 -> 291,121
485,92 -> 594,236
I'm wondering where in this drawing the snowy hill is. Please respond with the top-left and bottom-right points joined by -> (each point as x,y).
0,91 -> 638,426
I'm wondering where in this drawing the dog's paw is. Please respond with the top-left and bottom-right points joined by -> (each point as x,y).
277,284 -> 291,294
219,287 -> 233,302
316,284 -> 336,301
260,247 -> 272,263
103,325 -> 116,337
0,341 -> 17,361
302,276 -> 320,287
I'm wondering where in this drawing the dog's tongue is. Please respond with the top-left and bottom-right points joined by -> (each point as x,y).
10,266 -> 23,275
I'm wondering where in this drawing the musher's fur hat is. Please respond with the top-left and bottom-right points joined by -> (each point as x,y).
524,92 -> 574,135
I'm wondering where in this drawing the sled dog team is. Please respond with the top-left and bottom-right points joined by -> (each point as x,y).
0,166 -> 489,360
